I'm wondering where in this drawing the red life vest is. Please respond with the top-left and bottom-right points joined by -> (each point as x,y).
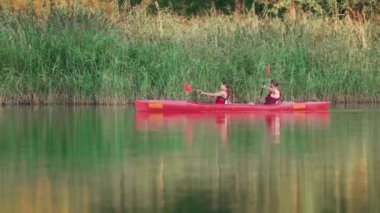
215,90 -> 230,104
265,90 -> 282,105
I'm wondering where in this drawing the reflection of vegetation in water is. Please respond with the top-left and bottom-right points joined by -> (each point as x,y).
0,108 -> 189,169
0,108 -> 379,212
0,107 -> 132,170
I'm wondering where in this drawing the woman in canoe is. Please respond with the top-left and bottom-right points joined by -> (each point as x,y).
249,79 -> 282,105
262,79 -> 282,104
198,82 -> 231,104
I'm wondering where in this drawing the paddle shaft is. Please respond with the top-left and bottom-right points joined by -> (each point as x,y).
259,64 -> 271,99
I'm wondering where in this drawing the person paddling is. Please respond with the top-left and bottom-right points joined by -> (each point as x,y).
198,82 -> 231,104
262,79 -> 282,104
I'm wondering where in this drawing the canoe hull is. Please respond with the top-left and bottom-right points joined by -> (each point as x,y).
135,100 -> 330,112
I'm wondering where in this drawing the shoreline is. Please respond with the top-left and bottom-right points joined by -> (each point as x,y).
0,94 -> 379,105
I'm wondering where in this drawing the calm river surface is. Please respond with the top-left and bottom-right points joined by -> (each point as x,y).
0,106 -> 379,213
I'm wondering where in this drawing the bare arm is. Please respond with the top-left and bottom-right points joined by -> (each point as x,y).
262,86 -> 276,93
199,90 -> 226,98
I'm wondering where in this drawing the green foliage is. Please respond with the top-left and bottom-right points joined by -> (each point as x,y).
130,0 -> 380,17
0,7 -> 379,104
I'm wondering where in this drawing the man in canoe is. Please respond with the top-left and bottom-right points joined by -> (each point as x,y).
262,79 -> 282,104
198,82 -> 231,104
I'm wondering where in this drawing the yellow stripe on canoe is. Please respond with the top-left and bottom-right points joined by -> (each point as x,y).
293,104 -> 306,110
149,103 -> 163,109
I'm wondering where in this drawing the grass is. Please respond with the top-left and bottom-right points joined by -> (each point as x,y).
0,5 -> 379,104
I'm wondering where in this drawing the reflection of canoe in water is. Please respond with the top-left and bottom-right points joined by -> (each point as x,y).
135,112 -> 330,131
135,111 -> 330,144
135,100 -> 330,112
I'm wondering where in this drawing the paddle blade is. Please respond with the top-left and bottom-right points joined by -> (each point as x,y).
265,64 -> 271,78
184,84 -> 193,92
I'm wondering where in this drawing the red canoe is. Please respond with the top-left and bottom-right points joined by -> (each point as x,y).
135,100 -> 330,112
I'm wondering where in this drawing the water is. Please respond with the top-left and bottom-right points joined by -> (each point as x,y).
0,106 -> 379,213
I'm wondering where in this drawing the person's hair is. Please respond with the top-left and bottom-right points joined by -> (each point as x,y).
222,81 -> 229,89
270,79 -> 279,87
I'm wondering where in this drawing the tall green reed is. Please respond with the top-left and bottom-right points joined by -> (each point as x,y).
0,8 -> 379,104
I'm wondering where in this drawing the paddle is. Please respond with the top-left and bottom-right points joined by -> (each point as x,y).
184,84 -> 193,92
184,84 -> 200,102
259,64 -> 271,99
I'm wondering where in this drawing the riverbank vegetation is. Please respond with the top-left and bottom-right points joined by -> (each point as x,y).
0,1 -> 379,104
